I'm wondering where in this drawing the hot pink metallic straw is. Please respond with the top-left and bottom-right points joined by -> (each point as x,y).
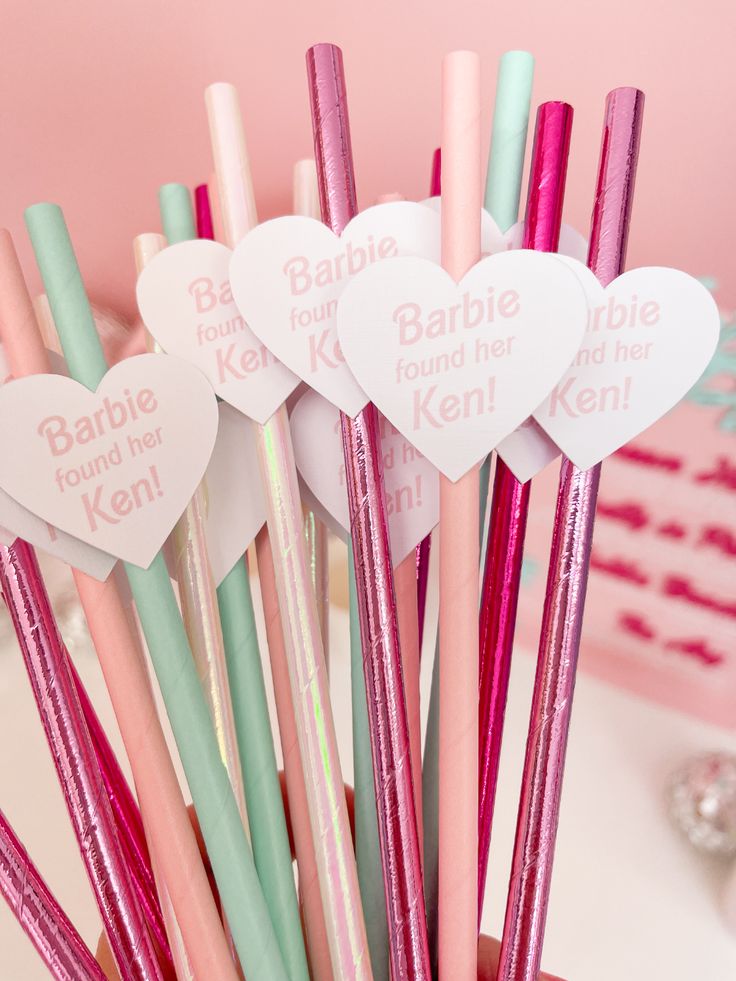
477,101 -> 573,920
497,87 -> 644,981
69,660 -> 172,973
0,539 -> 163,981
194,184 -> 215,240
0,807 -> 106,981
307,43 -> 430,981
414,148 -> 441,649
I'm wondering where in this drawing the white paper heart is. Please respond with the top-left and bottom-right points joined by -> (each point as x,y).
0,354 -> 218,568
199,402 -> 266,585
291,389 -> 439,565
337,250 -> 589,481
503,222 -> 589,263
229,203 -> 443,417
421,197 -> 506,256
0,344 -> 118,579
533,264 -> 722,470
136,239 -> 299,423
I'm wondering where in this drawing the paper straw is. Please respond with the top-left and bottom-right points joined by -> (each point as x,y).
346,546 -> 389,981
25,202 -> 288,981
254,529 -> 334,981
293,159 -> 331,658
190,177 -> 310,981
307,43 -> 430,981
422,49 -> 534,957
436,51 -> 483,981
478,96 -> 568,921
497,87 -> 644,981
0,229 -> 239,981
0,807 -> 107,981
216,559 -> 310,981
0,540 -> 161,981
206,80 -> 368,980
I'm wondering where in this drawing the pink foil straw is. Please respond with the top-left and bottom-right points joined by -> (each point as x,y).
0,539 -> 162,981
497,87 -> 644,981
194,184 -> 215,240
0,807 -> 106,981
307,43 -> 431,981
477,102 -> 573,921
71,663 -> 172,973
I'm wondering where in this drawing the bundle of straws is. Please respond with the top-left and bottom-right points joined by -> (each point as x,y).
0,40 -> 653,981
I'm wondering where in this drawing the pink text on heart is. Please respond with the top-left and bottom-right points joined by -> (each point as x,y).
36,386 -> 168,534
547,293 -> 661,420
386,286 -> 523,432
281,235 -> 398,377
188,276 -> 280,383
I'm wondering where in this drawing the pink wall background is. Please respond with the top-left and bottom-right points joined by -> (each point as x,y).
2,0 -> 733,320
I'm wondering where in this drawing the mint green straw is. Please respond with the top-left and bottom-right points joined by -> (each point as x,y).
217,560 -> 309,981
159,184 -> 309,981
349,549 -> 390,980
25,202 -> 288,981
421,50 -> 534,970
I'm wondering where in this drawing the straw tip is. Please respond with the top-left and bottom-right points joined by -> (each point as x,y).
443,49 -> 480,66
158,182 -> 189,199
307,42 -> 342,59
24,203 -> 65,239
501,49 -> 535,66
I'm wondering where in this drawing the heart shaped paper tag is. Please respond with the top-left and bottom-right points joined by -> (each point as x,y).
533,264 -> 722,470
0,344 -> 118,579
337,250 -> 589,481
136,239 -> 299,423
290,389 -> 439,564
422,196 -> 588,264
199,403 -> 266,585
0,354 -> 218,568
229,202 -> 443,416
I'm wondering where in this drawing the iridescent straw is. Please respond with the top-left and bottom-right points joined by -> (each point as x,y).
25,202 -> 288,981
254,529 -> 334,981
307,42 -> 430,981
205,80 -> 369,980
13,233 -> 238,981
413,151 -> 441,644
0,539 -> 161,981
192,180 -> 309,981
436,51 -> 482,981
136,200 -> 250,976
293,159 -> 331,659
0,807 -> 106,981
497,86 -> 644,981
478,97 -> 570,921
154,184 -> 250,841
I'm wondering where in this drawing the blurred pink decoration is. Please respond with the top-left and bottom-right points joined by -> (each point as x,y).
517,306 -> 736,727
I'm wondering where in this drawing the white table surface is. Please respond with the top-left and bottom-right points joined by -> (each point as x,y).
1,553 -> 735,980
